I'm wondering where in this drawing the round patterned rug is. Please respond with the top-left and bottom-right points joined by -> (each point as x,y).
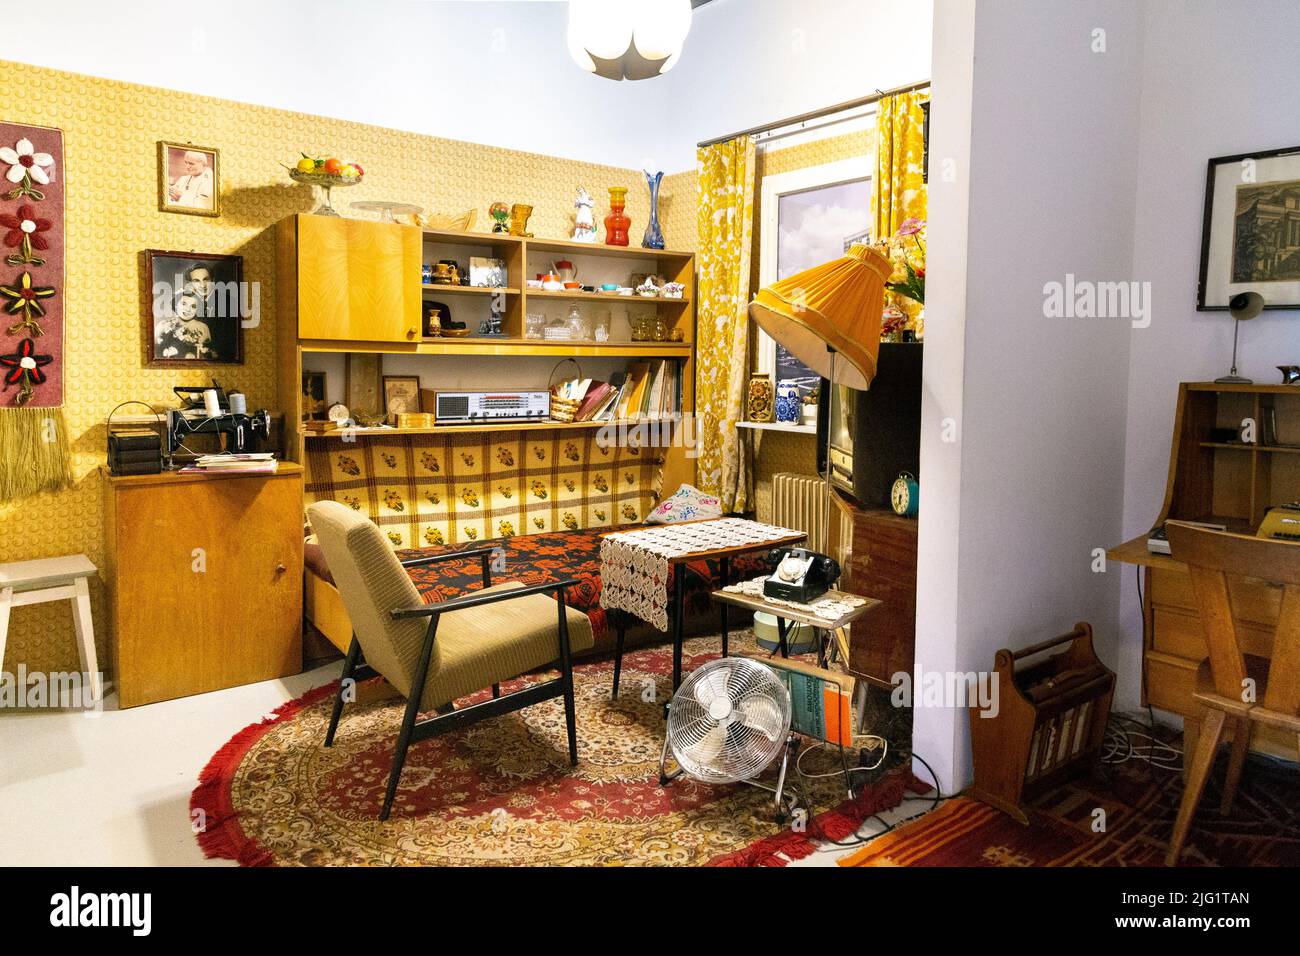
192,633 -> 921,866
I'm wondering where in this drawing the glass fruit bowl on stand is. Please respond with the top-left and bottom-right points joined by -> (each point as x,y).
286,155 -> 365,216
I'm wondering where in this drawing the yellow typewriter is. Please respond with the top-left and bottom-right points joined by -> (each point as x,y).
1257,502 -> 1300,541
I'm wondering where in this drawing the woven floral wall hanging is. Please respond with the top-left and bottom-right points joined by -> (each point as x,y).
0,122 -> 70,500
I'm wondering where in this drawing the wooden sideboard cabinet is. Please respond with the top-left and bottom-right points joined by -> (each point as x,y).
1108,382 -> 1300,758
102,465 -> 304,708
282,214 -> 423,343
831,494 -> 919,687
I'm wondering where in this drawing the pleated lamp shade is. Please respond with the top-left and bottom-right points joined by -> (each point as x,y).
747,243 -> 893,391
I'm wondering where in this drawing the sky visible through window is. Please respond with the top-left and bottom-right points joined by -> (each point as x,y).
774,178 -> 872,390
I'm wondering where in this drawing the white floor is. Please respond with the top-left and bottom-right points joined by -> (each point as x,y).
0,664 -> 342,866
0,664 -> 932,867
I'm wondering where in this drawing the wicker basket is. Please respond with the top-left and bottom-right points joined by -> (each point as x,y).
548,358 -> 583,422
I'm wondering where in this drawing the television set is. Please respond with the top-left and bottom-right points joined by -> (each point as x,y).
816,342 -> 922,509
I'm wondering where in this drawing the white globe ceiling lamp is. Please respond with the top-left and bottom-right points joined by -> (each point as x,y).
567,0 -> 693,81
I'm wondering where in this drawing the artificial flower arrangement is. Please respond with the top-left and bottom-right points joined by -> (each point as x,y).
882,216 -> 925,304
878,216 -> 925,338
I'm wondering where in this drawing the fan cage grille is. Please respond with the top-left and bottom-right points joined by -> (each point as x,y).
667,657 -> 791,784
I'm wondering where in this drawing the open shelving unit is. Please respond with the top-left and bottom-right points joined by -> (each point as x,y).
276,214 -> 698,490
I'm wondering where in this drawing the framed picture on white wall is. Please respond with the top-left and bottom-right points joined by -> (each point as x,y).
1198,145 -> 1300,310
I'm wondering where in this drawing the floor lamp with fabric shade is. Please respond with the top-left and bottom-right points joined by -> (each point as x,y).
747,242 -> 894,555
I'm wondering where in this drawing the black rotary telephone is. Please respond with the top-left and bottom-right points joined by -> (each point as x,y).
762,547 -> 841,603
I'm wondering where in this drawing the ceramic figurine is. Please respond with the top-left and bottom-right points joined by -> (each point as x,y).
605,186 -> 631,246
661,281 -> 685,299
636,275 -> 661,297
642,166 -> 665,250
489,201 -> 510,233
572,187 -> 598,243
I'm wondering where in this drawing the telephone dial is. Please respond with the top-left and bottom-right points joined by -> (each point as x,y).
763,547 -> 841,604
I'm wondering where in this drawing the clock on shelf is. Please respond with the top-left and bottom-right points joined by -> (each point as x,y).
891,471 -> 918,517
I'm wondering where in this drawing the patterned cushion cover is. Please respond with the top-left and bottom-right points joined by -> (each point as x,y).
644,483 -> 723,524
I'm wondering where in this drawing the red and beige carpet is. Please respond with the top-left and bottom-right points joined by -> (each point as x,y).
840,748 -> 1300,867
193,634 -> 926,866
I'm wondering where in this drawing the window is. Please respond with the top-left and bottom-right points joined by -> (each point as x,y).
756,157 -> 873,393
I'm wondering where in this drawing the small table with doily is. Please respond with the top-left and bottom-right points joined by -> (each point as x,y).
600,518 -> 806,692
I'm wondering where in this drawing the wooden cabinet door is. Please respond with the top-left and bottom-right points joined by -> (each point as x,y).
296,215 -> 421,342
111,473 -> 303,707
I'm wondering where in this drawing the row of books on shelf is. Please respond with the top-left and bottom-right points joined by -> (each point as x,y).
552,359 -> 683,423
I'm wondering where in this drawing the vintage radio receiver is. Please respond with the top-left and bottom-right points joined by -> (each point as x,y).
434,390 -> 550,424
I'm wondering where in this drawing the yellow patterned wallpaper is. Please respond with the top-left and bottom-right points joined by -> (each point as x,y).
0,60 -> 676,676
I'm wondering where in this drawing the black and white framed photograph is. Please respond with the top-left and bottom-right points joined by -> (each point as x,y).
1198,145 -> 1300,310
469,256 -> 507,288
145,250 -> 245,365
158,141 -> 220,216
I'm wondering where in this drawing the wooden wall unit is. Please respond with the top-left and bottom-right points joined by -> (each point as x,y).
277,215 -> 698,487
103,465 -> 304,708
831,493 -> 919,687
292,215 -> 424,343
1108,382 -> 1300,757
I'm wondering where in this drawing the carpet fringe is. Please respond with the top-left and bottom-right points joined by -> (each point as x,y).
704,768 -> 930,867
190,681 -> 341,867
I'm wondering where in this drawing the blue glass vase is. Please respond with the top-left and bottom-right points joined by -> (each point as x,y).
642,169 -> 665,250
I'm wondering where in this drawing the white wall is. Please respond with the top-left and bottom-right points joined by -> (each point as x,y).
0,0 -> 932,173
0,0 -> 668,169
917,0 -> 1141,792
658,0 -> 933,170
1117,0 -> 1300,708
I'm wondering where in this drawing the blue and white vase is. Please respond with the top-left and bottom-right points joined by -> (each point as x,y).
775,385 -> 802,424
642,169 -> 665,250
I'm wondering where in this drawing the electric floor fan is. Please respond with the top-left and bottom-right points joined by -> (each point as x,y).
659,657 -> 805,821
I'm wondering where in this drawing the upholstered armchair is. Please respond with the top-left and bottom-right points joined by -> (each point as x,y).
307,501 -> 594,820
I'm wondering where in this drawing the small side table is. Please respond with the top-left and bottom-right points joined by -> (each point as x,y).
710,584 -> 881,732
0,555 -> 101,703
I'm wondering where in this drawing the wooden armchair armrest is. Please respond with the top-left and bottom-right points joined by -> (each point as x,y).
390,578 -> 579,620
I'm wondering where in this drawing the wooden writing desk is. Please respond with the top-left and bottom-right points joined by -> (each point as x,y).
1107,382 -> 1300,758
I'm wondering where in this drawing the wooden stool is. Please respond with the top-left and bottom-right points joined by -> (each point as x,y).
0,555 -> 101,704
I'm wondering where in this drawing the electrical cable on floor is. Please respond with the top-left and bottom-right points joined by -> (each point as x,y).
796,747 -> 944,851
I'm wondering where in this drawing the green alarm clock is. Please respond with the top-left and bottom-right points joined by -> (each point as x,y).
891,471 -> 919,517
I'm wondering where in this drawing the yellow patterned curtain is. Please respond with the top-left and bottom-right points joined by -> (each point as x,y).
874,91 -> 929,336
694,136 -> 756,513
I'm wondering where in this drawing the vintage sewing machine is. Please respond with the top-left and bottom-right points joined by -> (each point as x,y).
166,384 -> 271,460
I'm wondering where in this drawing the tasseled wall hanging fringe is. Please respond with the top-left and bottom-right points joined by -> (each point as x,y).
0,404 -> 72,500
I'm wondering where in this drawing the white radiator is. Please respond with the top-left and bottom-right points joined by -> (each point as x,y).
769,472 -> 851,563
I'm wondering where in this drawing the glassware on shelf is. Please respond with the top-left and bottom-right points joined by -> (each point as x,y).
567,305 -> 591,340
629,312 -> 647,341
604,186 -> 631,246
593,309 -> 611,343
525,312 -> 546,340
650,314 -> 668,341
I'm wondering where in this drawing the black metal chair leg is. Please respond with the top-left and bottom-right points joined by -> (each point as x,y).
719,556 -> 731,658
672,564 -> 685,689
777,617 -> 790,658
557,591 -> 578,766
325,635 -> 361,747
380,616 -> 439,821
492,683 -> 501,699
611,610 -> 627,699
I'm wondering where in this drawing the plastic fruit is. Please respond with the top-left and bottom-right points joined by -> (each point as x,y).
295,157 -> 315,174
323,158 -> 343,175
352,164 -> 365,177
341,164 -> 358,178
